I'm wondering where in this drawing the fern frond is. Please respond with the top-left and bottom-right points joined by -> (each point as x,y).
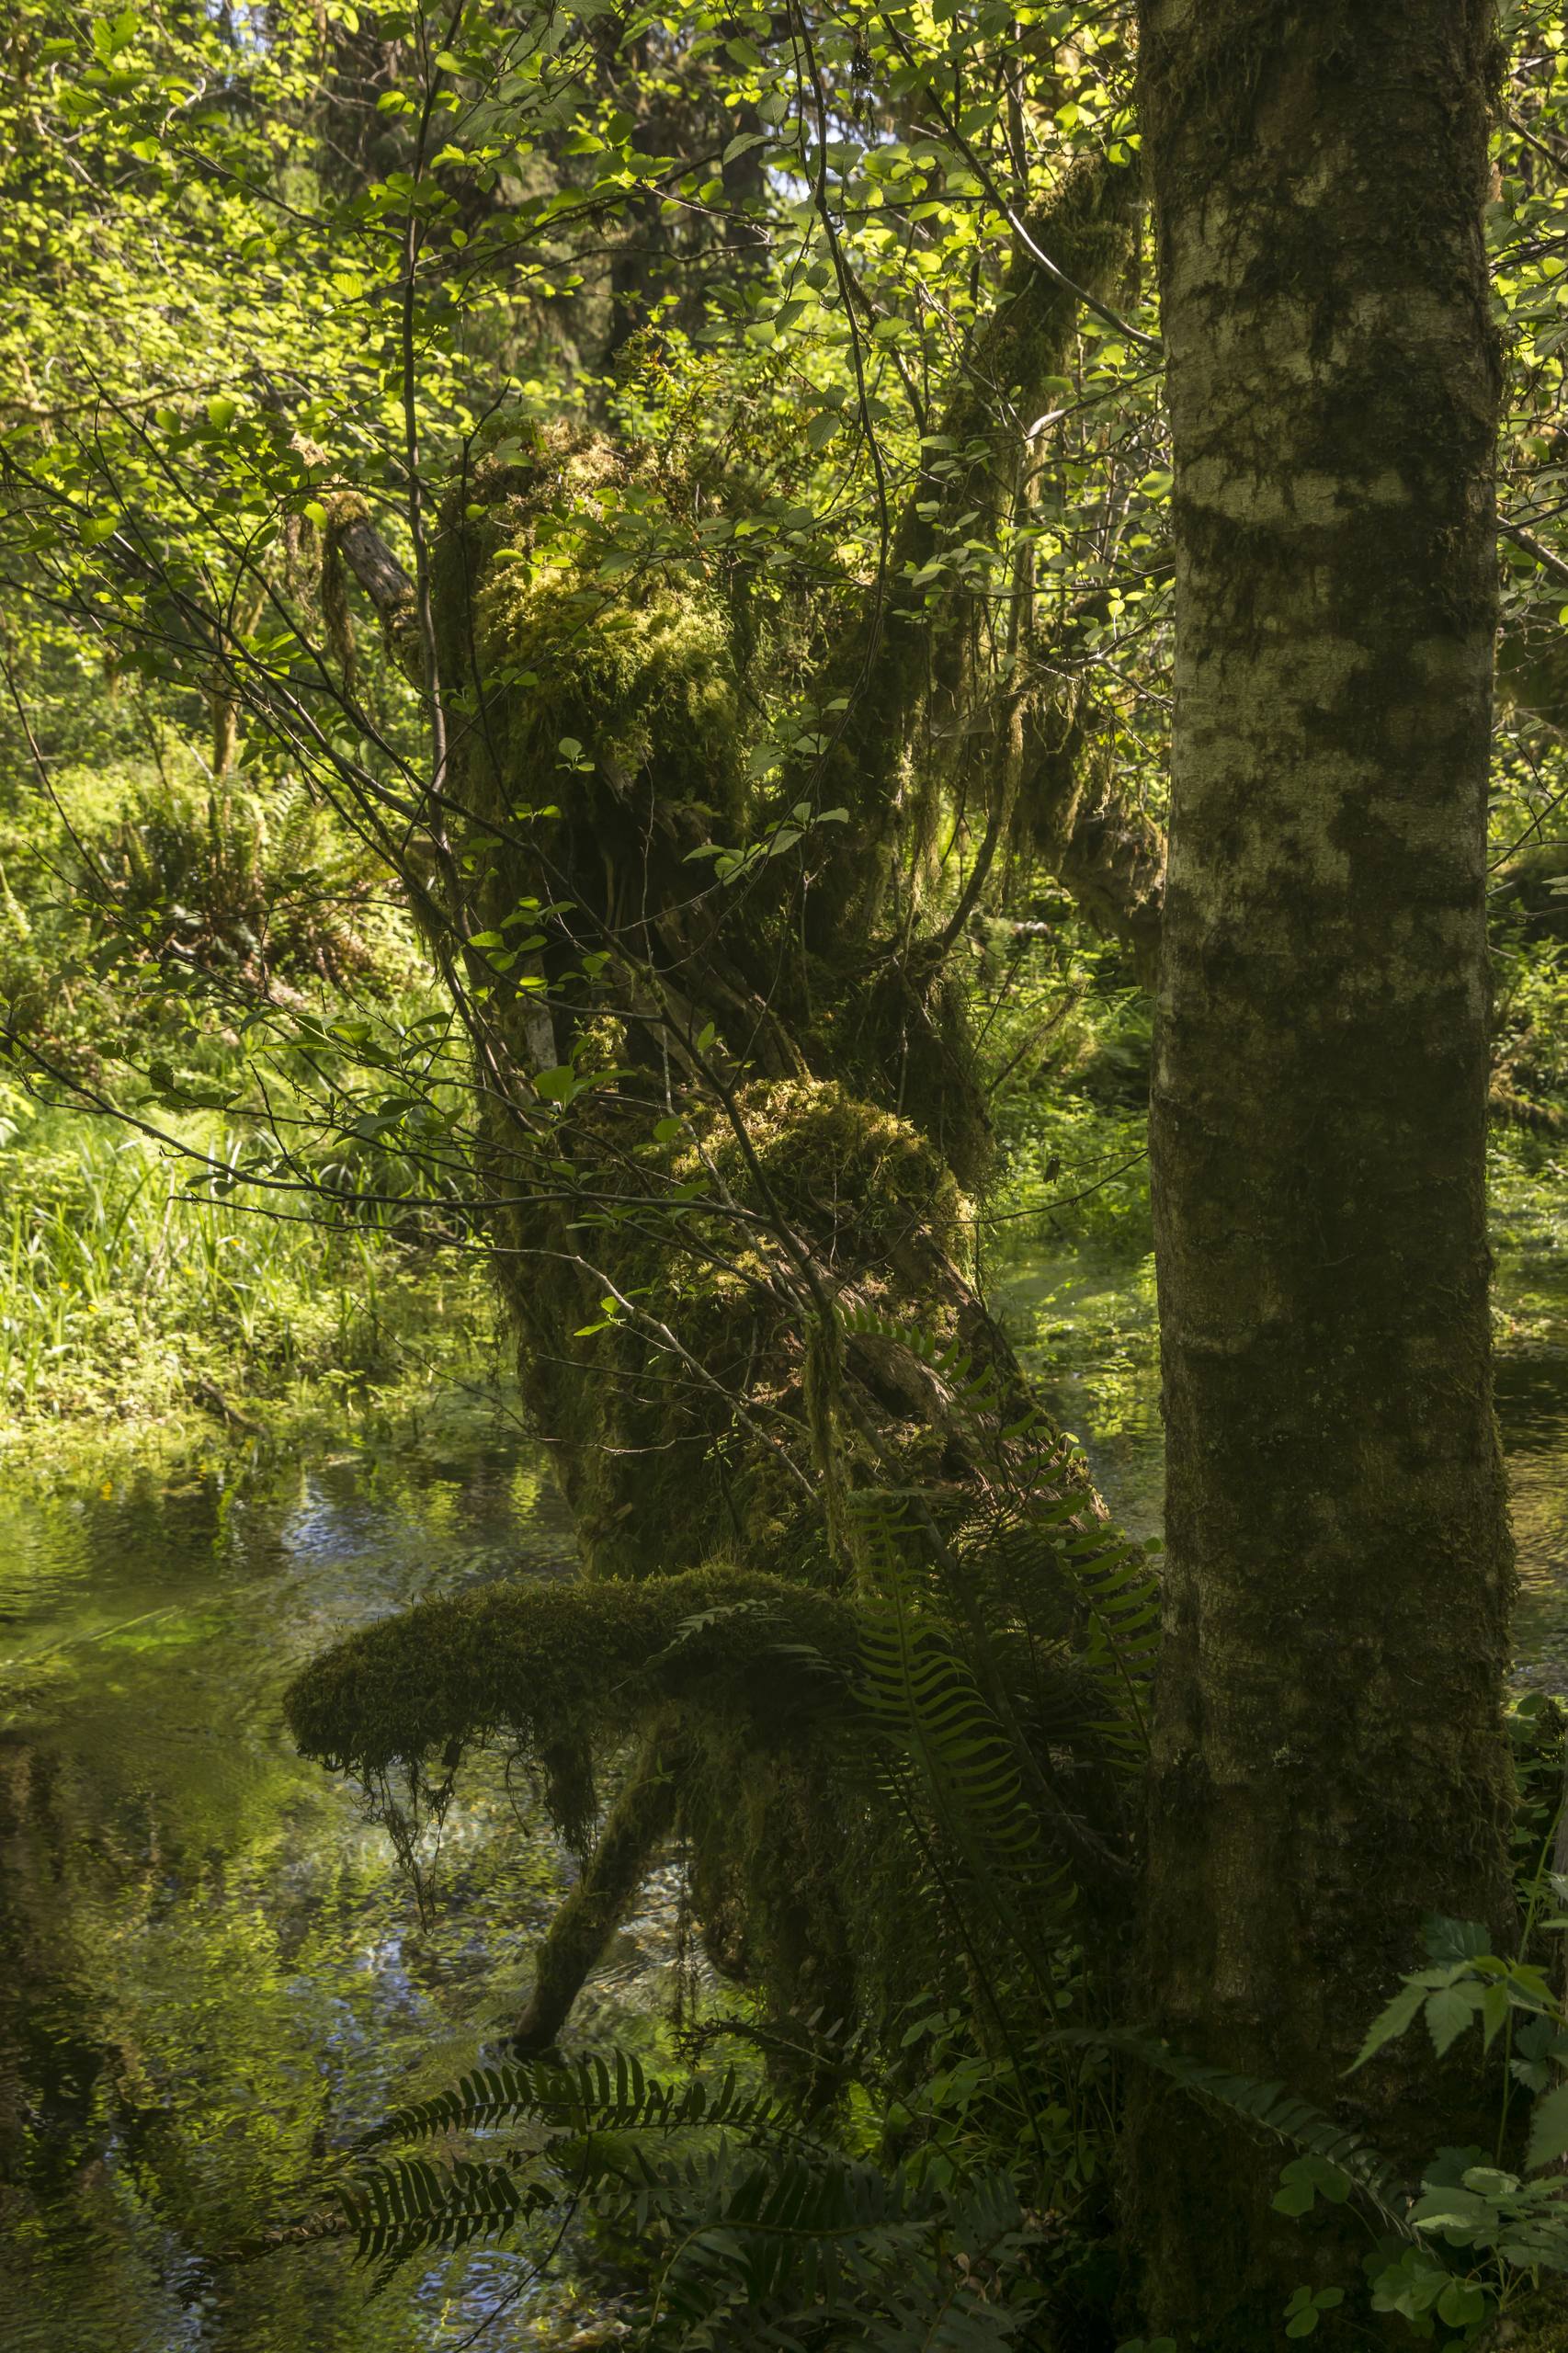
858,1607 -> 1047,1872
359,2051 -> 779,2151
334,2152 -> 550,2273
642,2143 -> 1035,2352
1071,2027 -> 1414,2234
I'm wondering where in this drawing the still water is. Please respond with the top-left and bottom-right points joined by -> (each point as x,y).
1002,1236 -> 1568,1680
5,1256 -> 1568,2352
0,1393 -> 676,2352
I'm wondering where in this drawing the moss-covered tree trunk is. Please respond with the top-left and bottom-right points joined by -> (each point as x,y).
1134,3 -> 1516,2338
405,155 -> 1143,1593
314,158 -> 1155,2060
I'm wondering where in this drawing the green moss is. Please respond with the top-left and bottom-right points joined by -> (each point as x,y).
706,1075 -> 968,1275
285,1560 -> 891,2075
441,427 -> 748,823
1492,2282 -> 1568,2350
476,1068 -> 983,1586
481,568 -> 738,799
283,1563 -> 858,1779
351,414 -> 1120,2083
684,1738 -> 859,2097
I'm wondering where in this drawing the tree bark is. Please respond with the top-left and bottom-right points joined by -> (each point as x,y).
1134,4 -> 1517,2339
513,1733 -> 683,2054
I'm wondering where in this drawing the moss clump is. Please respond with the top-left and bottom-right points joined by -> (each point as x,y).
448,427 -> 748,822
705,1075 -> 968,1278
481,568 -> 740,806
283,1563 -> 858,1779
476,1068 -> 982,1586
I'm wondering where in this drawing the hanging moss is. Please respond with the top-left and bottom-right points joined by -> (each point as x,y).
683,1735 -> 861,2094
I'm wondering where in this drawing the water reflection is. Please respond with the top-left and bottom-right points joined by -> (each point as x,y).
0,1396 -> 587,2351
7,1263 -> 1568,2347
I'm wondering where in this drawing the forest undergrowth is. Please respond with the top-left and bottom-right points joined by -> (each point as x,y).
10,4 -> 1568,2339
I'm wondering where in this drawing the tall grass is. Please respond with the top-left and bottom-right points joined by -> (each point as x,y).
0,1110 -> 492,1427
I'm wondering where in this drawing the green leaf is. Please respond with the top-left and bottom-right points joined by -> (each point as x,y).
93,9 -> 139,60
206,394 -> 238,431
1437,2280 -> 1489,2329
1425,1984 -> 1476,2058
1425,1916 -> 1490,1964
1481,1978 -> 1511,2051
1274,2155 -> 1351,2217
1349,1978 -> 1426,2069
1526,2081 -> 1568,2173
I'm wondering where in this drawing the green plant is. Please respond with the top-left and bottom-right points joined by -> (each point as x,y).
0,1102 -> 490,1427
1281,2284 -> 1344,2339
273,1316 -> 1568,2351
268,2048 -> 1045,2348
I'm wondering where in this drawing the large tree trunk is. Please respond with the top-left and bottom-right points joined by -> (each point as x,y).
1134,3 -> 1517,2339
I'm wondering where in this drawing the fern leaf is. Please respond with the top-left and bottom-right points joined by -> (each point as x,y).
358,2052 -> 778,2152
1070,2027 -> 1414,2233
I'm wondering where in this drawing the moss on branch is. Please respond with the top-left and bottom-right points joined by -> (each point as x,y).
283,1564 -> 858,1780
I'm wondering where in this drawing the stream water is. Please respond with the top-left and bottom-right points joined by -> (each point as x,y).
5,1247 -> 1568,2352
